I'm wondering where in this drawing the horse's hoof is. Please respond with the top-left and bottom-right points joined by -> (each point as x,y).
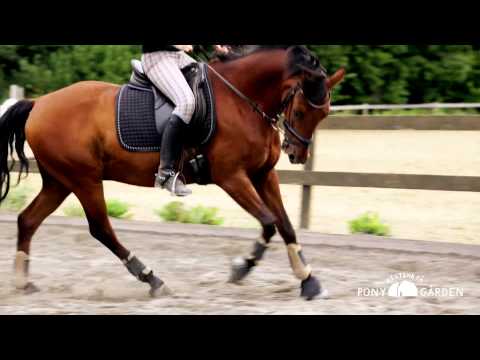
16,282 -> 40,295
149,284 -> 173,298
229,257 -> 252,284
301,275 -> 322,301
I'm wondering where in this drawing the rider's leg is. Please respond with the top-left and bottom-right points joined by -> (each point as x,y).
142,52 -> 196,196
157,114 -> 191,196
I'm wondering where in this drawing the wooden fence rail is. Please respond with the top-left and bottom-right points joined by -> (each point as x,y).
10,159 -> 480,192
276,171 -> 480,192
8,159 -> 480,229
319,116 -> 480,130
3,87 -> 480,229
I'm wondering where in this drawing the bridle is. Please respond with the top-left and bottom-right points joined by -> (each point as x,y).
282,85 -> 331,148
207,64 -> 331,150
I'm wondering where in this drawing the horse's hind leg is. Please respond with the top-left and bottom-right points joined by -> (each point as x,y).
15,171 -> 71,292
72,183 -> 170,298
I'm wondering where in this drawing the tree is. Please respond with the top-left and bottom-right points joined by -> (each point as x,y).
12,45 -> 141,97
2,45 -> 480,105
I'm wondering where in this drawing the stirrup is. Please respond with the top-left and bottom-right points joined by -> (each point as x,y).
171,172 -> 181,193
155,170 -> 176,188
156,171 -> 191,197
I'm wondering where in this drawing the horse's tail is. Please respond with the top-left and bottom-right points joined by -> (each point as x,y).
0,99 -> 35,203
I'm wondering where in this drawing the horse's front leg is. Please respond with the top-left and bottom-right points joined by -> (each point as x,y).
254,169 -> 324,300
218,172 -> 277,283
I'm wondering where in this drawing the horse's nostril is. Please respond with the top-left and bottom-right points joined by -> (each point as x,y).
289,154 -> 295,162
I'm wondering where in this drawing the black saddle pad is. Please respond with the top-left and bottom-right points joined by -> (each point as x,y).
116,85 -> 160,152
116,64 -> 216,153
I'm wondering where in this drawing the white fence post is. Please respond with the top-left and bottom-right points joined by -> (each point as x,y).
1,85 -> 25,116
362,104 -> 369,116
9,85 -> 25,100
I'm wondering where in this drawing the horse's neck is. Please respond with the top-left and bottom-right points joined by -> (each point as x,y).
212,51 -> 287,116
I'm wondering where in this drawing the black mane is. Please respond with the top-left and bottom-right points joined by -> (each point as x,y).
217,45 -> 328,105
217,45 -> 291,61
217,45 -> 325,75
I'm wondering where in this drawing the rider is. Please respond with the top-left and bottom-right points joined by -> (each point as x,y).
141,45 -> 230,196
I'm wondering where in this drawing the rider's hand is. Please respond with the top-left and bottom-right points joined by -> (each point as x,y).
214,45 -> 230,55
175,45 -> 194,53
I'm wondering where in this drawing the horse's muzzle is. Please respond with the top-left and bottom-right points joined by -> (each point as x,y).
282,140 -> 308,165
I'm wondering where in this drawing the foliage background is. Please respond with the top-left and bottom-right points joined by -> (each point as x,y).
1,45 -> 480,104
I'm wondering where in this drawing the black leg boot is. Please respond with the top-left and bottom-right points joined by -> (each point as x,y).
155,115 -> 192,197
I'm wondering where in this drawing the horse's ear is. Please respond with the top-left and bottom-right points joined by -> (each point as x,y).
327,68 -> 346,89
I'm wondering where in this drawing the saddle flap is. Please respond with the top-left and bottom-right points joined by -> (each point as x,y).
119,61 -> 217,152
117,61 -> 217,184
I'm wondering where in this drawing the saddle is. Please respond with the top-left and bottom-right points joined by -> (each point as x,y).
115,60 -> 217,185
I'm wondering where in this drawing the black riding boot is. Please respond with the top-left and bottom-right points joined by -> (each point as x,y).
155,115 -> 192,197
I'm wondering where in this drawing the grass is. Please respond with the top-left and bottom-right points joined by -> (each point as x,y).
63,204 -> 86,218
182,205 -> 224,226
155,201 -> 185,222
63,199 -> 132,219
105,199 -> 132,219
0,185 -> 32,212
155,201 -> 224,226
349,212 -> 391,237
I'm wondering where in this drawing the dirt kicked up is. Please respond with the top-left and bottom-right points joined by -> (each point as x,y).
0,217 -> 479,315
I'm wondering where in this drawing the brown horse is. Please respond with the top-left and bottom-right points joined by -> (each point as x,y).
0,45 -> 344,300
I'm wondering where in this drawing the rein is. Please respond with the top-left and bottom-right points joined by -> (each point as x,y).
207,64 -> 284,125
207,64 -> 330,149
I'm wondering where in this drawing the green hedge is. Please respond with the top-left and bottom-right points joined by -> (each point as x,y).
2,45 -> 480,105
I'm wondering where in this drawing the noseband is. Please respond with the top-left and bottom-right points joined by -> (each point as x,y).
207,64 -> 330,150
282,86 -> 330,149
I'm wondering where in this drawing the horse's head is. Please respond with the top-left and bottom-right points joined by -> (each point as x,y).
281,46 -> 345,164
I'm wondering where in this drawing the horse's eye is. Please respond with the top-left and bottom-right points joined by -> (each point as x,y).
294,110 -> 304,119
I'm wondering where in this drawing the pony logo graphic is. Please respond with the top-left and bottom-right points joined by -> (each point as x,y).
357,272 -> 464,298
387,280 -> 418,297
